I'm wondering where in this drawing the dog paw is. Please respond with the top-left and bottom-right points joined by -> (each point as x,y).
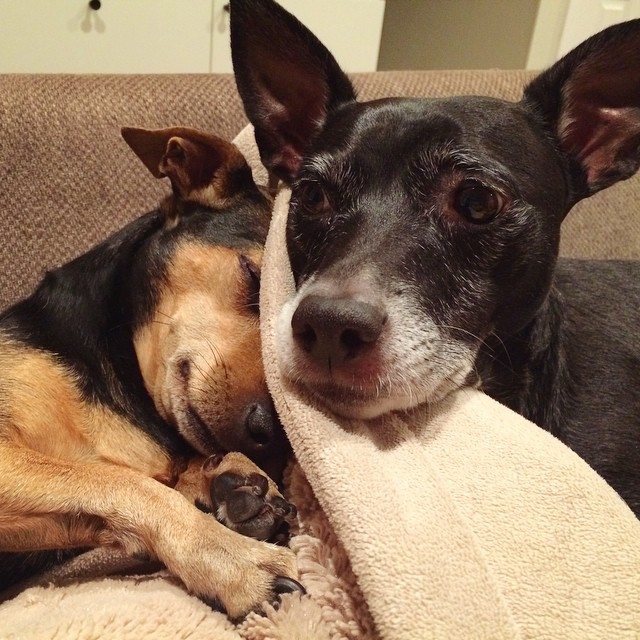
156,505 -> 303,620
204,453 -> 297,541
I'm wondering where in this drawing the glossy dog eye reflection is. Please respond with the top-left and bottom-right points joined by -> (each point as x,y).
295,181 -> 331,216
453,182 -> 504,223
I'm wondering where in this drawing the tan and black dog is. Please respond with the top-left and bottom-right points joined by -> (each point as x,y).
0,126 -> 301,618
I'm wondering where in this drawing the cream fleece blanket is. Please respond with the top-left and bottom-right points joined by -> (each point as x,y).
2,127 -> 640,640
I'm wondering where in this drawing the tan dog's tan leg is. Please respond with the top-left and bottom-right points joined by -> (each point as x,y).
0,443 -> 297,618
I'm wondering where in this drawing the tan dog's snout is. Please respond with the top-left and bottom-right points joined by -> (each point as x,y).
172,355 -> 278,450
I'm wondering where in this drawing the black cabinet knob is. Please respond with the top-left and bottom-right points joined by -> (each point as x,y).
89,0 -> 101,10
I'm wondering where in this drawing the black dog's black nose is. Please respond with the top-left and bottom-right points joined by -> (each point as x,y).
291,294 -> 386,368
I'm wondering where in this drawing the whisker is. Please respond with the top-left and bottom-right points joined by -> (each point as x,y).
487,330 -> 513,371
191,385 -> 214,396
191,359 -> 212,382
206,338 -> 229,380
238,302 -> 260,313
106,319 -> 136,334
149,319 -> 172,327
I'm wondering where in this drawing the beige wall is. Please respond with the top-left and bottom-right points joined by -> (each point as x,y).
378,0 -> 540,70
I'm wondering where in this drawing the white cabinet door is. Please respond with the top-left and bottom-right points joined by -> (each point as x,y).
558,0 -> 640,57
0,0 -> 214,73
211,0 -> 386,73
0,0 -> 384,73
527,0 -> 640,69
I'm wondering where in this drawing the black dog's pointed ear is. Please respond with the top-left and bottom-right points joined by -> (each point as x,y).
524,19 -> 640,200
230,0 -> 356,184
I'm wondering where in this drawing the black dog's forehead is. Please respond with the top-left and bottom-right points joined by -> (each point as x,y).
288,94 -> 568,289
306,96 -> 554,190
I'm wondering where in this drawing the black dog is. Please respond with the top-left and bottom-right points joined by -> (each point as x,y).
0,125 -> 299,617
231,0 -> 640,516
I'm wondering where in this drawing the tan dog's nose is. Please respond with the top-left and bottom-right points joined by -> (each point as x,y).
244,402 -> 276,446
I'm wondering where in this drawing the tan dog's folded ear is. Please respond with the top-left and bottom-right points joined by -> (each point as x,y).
121,126 -> 171,179
121,126 -> 249,200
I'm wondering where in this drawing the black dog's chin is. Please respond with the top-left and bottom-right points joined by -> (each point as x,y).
299,362 -> 476,420
304,382 -> 417,420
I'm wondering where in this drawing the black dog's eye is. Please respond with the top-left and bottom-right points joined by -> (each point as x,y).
453,182 -> 504,223
296,181 -> 330,216
239,254 -> 260,313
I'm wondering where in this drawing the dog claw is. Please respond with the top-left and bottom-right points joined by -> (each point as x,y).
273,576 -> 306,597
271,496 -> 296,519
